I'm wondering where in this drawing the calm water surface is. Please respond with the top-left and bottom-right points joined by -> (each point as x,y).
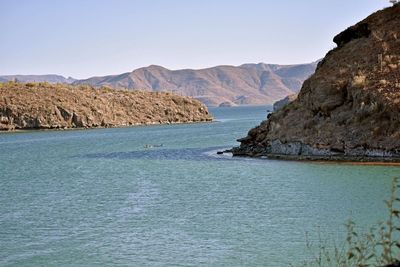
0,106 -> 399,266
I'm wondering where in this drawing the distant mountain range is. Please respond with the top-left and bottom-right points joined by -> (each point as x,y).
0,74 -> 76,84
1,62 -> 318,106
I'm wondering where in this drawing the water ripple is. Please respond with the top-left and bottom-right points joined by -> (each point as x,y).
80,146 -> 246,162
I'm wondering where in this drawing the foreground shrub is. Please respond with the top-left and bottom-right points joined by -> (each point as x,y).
297,178 -> 400,267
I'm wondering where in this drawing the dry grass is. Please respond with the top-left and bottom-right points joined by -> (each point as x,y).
352,73 -> 368,88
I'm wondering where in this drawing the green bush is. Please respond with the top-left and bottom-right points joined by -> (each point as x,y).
297,178 -> 400,267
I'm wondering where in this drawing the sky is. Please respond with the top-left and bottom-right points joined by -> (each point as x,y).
0,0 -> 389,79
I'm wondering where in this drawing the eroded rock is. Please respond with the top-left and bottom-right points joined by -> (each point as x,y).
233,5 -> 400,162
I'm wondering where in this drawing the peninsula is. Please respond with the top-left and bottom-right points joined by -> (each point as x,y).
232,5 -> 400,162
0,82 -> 212,131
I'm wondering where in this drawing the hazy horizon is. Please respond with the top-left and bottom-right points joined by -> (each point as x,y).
0,60 -> 320,80
0,0 -> 388,79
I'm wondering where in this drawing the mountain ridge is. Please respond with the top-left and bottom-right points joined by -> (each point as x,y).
0,74 -> 76,84
1,62 -> 317,106
72,62 -> 317,106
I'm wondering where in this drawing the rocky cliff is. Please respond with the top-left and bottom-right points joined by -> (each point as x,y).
232,5 -> 400,161
0,82 -> 212,131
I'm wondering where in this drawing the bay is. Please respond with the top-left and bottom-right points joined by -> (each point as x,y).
0,106 -> 399,266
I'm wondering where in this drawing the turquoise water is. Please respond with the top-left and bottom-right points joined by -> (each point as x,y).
0,106 -> 399,266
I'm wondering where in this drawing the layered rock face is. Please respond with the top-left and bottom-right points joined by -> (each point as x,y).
233,5 -> 400,161
0,82 -> 212,131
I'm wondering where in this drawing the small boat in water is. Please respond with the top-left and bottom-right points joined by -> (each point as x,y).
143,144 -> 164,149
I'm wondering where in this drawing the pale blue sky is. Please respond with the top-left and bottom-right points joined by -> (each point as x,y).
0,0 -> 388,79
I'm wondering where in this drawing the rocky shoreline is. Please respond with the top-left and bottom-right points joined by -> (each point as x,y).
231,140 -> 400,163
0,82 -> 213,131
0,119 -> 213,133
232,5 -> 400,162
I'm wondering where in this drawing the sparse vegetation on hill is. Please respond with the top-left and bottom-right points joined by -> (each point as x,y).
233,5 -> 400,161
0,82 -> 212,130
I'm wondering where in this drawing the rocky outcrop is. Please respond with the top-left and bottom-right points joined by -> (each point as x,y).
272,94 -> 298,111
0,82 -> 212,131
218,101 -> 237,107
333,23 -> 371,47
232,5 -> 400,162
